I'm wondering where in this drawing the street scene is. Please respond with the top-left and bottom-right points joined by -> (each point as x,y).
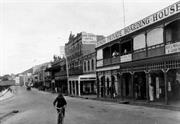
0,86 -> 180,124
1,0 -> 180,124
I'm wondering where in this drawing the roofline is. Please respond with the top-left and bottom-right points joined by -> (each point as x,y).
96,1 -> 180,48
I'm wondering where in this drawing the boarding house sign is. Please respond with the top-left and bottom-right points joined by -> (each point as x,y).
96,1 -> 180,48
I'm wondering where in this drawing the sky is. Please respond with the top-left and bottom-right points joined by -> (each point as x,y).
0,0 -> 179,75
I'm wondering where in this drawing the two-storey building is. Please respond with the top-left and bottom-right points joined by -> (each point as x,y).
96,1 -> 180,105
46,57 -> 68,94
65,32 -> 104,96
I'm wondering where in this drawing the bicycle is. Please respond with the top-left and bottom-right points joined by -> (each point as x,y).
55,106 -> 65,124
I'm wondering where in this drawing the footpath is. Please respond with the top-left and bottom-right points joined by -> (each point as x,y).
0,87 -> 16,123
75,95 -> 180,111
0,88 -> 14,102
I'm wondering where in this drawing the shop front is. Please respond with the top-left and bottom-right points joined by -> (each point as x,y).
167,69 -> 180,104
134,71 -> 147,100
96,65 -> 120,98
68,74 -> 96,96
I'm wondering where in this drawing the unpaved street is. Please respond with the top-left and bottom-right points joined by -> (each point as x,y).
0,86 -> 180,124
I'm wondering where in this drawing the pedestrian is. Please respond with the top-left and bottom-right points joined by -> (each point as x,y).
53,93 -> 67,124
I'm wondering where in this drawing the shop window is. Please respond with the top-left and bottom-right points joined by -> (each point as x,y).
120,39 -> 133,55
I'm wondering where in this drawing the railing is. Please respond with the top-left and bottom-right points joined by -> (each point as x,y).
111,56 -> 120,64
103,58 -> 111,66
54,71 -> 67,77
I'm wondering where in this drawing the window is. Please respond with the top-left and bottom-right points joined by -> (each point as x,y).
165,20 -> 180,43
88,60 -> 90,71
133,33 -> 145,50
120,39 -> 133,55
97,49 -> 103,60
147,27 -> 163,46
91,59 -> 94,71
84,61 -> 86,72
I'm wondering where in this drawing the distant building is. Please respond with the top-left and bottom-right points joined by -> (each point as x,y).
32,62 -> 50,89
46,57 -> 68,94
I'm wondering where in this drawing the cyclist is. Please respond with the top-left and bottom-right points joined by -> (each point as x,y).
53,93 -> 67,124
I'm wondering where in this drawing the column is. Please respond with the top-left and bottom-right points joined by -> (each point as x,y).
145,71 -> 150,102
121,73 -> 124,100
163,69 -> 169,105
78,79 -> 81,96
96,73 -> 100,98
71,81 -> 74,96
74,81 -> 77,96
117,73 -> 122,97
68,80 -> 70,95
130,72 -> 134,100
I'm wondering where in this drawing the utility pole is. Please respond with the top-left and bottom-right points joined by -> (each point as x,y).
122,0 -> 126,28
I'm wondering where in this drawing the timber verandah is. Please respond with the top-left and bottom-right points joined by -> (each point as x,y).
114,53 -> 180,104
97,53 -> 180,106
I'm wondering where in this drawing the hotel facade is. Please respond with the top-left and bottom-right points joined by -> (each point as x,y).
96,1 -> 180,104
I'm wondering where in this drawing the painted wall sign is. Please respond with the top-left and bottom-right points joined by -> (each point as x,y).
165,42 -> 180,54
96,1 -> 180,48
82,32 -> 97,44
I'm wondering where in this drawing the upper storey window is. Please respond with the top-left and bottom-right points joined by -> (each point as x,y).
133,33 -> 145,50
97,49 -> 103,60
120,39 -> 133,55
111,43 -> 120,58
103,47 -> 111,59
147,27 -> 163,46
165,19 -> 180,43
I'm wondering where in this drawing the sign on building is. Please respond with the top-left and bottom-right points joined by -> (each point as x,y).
120,54 -> 132,63
96,1 -> 180,48
59,46 -> 65,57
165,42 -> 180,54
82,32 -> 97,44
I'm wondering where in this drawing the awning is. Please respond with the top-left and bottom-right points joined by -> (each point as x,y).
68,74 -> 96,81
79,74 -> 96,81
96,65 -> 120,72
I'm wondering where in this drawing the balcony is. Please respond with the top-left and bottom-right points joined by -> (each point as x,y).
148,43 -> 164,57
54,70 -> 67,77
112,56 -> 120,64
103,58 -> 111,66
102,56 -> 120,66
133,48 -> 146,60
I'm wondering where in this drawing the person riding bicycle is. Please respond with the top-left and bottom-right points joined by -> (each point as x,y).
53,93 -> 67,124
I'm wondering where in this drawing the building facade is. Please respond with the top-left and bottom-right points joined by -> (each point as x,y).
65,32 -> 104,96
96,1 -> 180,105
46,57 -> 68,94
80,52 -> 96,95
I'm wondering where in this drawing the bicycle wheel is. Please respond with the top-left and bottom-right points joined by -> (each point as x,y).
58,113 -> 63,124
